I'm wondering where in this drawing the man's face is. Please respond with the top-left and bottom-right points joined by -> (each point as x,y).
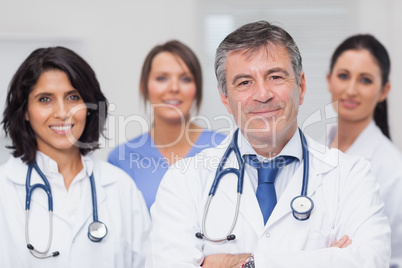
220,44 -> 306,151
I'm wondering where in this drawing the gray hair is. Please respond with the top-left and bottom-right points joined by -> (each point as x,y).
215,20 -> 303,96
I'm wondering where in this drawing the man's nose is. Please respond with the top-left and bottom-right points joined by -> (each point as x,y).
254,80 -> 274,102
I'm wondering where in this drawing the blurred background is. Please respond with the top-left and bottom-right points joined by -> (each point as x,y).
1,0 -> 401,162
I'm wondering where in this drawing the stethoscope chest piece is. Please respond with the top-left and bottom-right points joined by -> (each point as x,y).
88,221 -> 108,242
290,195 -> 314,221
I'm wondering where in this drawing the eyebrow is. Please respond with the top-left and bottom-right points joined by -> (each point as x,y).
360,73 -> 374,78
266,67 -> 290,77
231,74 -> 253,85
32,92 -> 52,99
32,89 -> 79,99
231,67 -> 290,85
65,89 -> 79,96
337,69 -> 374,78
153,70 -> 192,76
336,68 -> 350,73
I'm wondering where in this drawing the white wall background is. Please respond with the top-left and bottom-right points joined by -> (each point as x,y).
0,0 -> 401,164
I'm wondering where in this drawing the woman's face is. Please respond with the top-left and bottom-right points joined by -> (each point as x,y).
25,70 -> 87,157
146,51 -> 197,124
327,49 -> 390,123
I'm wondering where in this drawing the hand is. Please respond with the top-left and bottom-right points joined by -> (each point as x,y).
202,253 -> 250,268
330,235 -> 352,248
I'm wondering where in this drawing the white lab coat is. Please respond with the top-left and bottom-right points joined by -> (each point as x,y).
0,153 -> 151,268
329,121 -> 402,268
147,131 -> 391,267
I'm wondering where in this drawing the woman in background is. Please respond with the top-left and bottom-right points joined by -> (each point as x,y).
108,40 -> 225,210
326,34 -> 402,268
0,46 -> 150,267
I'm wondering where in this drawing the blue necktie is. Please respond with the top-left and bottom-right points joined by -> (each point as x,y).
245,155 -> 295,224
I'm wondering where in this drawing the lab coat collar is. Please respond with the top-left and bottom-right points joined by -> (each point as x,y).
212,128 -> 303,175
237,128 -> 302,162
346,121 -> 380,161
264,156 -> 320,230
223,128 -> 336,175
4,153 -> 116,231
4,156 -> 27,185
215,130 -> 339,235
5,152 -> 95,185
326,120 -> 380,162
265,136 -> 340,230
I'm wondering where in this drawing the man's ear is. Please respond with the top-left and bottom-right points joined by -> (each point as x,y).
298,71 -> 307,105
219,89 -> 233,115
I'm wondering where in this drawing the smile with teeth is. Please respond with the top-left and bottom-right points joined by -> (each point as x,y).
163,100 -> 182,105
50,124 -> 73,132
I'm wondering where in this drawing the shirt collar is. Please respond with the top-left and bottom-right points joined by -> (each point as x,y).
35,151 -> 94,179
237,128 -> 302,162
5,152 -> 94,186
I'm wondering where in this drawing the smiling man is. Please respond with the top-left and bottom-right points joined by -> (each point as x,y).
221,43 -> 302,158
147,21 -> 391,267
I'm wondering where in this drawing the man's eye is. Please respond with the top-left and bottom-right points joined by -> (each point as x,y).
238,81 -> 250,86
269,75 -> 284,84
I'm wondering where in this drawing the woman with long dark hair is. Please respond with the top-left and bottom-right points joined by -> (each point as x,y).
327,34 -> 402,267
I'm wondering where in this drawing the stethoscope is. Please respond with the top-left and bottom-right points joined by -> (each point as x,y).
25,162 -> 108,259
195,128 -> 314,243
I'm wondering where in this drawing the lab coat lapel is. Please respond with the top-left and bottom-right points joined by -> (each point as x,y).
265,158 -> 323,230
346,121 -> 379,161
239,172 -> 266,234
218,174 -> 265,236
28,171 -> 55,212
216,154 -> 265,235
71,168 -> 108,240
4,157 -> 46,212
19,162 -> 55,213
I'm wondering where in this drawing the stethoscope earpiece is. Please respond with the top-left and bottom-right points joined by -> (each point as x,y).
195,232 -> 203,239
195,232 -> 236,241
227,234 -> 236,241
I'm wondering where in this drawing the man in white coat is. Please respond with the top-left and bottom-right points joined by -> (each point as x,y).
147,20 -> 391,267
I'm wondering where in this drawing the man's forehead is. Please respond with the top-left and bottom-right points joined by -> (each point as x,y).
227,44 -> 289,61
226,44 -> 292,73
